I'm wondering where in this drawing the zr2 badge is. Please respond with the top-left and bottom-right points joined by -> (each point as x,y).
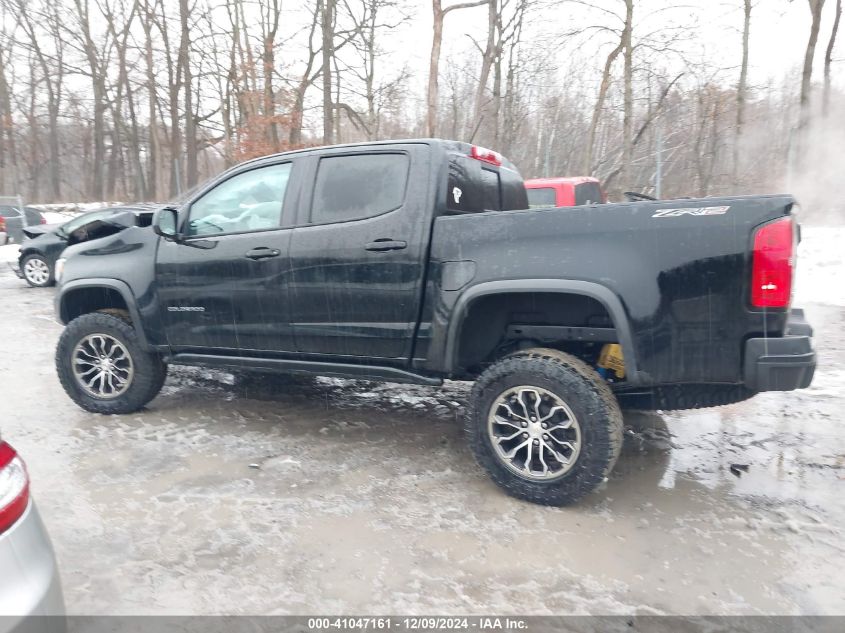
652,206 -> 730,218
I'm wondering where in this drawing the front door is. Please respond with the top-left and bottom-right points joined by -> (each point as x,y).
156,160 -> 298,353
288,147 -> 430,360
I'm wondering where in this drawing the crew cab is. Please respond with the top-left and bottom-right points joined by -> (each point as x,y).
51,139 -> 816,505
525,176 -> 606,208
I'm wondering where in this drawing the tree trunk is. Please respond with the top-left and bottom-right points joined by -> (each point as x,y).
0,50 -> 13,193
180,0 -> 197,188
620,0 -> 634,192
799,0 -> 825,142
288,1 -> 320,146
584,41 -> 623,174
473,0 -> 496,135
823,0 -> 842,116
321,0 -> 335,144
734,0 -> 751,185
427,1 -> 444,137
141,0 -> 159,200
428,0 -> 487,138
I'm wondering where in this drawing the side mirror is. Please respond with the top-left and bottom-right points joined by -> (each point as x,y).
152,206 -> 180,241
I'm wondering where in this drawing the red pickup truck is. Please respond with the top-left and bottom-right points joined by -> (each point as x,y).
525,177 -> 607,208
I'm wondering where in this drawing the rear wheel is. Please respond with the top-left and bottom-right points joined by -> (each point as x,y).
466,348 -> 623,506
21,254 -> 53,287
56,312 -> 167,414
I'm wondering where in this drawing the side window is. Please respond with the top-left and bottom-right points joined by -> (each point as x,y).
575,183 -> 602,206
0,207 -> 21,218
526,187 -> 557,209
188,163 -> 292,236
311,153 -> 409,224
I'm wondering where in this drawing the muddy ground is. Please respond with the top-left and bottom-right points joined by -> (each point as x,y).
0,238 -> 843,616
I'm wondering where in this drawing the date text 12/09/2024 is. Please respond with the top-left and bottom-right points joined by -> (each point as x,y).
307,617 -> 528,631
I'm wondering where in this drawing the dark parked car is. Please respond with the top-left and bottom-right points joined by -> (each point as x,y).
0,205 -> 46,244
16,206 -> 155,287
52,139 -> 815,506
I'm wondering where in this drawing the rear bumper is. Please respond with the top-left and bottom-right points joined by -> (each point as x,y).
0,503 -> 65,633
744,308 -> 816,392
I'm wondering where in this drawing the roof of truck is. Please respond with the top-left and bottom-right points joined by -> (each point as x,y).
525,177 -> 601,188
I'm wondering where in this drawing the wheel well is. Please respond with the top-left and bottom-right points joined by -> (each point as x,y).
454,292 -> 617,376
60,287 -> 130,324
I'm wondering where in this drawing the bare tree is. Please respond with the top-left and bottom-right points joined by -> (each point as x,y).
823,0 -> 842,116
620,0 -> 634,191
179,0 -> 197,188
734,0 -> 752,185
321,0 -> 335,143
798,0 -> 826,138
427,0 -> 487,137
584,41 -> 623,173
69,0 -> 112,200
0,4 -> 19,193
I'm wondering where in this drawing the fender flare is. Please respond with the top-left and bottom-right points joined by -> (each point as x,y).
56,278 -> 151,350
444,279 -> 642,383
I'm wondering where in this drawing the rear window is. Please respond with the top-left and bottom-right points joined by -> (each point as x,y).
480,168 -> 502,212
526,187 -> 556,208
575,183 -> 603,205
311,153 -> 409,223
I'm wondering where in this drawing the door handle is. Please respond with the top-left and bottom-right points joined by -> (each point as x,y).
365,239 -> 407,252
245,247 -> 281,260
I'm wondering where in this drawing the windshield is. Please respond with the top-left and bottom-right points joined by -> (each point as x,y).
60,209 -> 118,235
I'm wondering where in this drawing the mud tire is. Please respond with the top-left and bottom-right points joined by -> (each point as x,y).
466,348 -> 624,506
56,312 -> 167,414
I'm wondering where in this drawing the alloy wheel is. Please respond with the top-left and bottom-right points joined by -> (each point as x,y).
487,385 -> 582,481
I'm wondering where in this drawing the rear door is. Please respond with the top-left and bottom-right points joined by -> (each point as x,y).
288,145 -> 431,360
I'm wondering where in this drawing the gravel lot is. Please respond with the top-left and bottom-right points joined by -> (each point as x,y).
0,228 -> 843,616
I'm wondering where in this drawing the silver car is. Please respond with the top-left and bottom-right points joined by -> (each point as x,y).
0,441 -> 65,633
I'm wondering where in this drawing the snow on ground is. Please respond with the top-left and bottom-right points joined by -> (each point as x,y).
795,226 -> 845,306
0,242 -> 20,264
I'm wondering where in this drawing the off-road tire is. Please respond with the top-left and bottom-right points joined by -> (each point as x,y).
466,348 -> 624,506
21,253 -> 54,288
56,312 -> 167,414
616,384 -> 756,411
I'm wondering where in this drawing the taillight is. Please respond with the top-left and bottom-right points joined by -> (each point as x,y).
0,216 -> 6,230
0,442 -> 30,534
40,217 -> 47,224
470,145 -> 503,166
750,217 -> 795,308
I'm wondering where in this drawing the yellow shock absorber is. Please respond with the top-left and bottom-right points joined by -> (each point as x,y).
598,343 -> 626,379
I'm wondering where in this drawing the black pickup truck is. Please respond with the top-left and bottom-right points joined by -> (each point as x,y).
52,139 -> 816,505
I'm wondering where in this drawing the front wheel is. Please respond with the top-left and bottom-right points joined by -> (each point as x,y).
465,348 -> 623,506
21,254 -> 53,287
55,312 -> 167,414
